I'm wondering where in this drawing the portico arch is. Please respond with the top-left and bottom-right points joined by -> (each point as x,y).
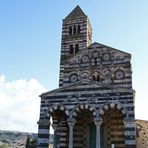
48,104 -> 69,148
99,102 -> 126,148
99,102 -> 127,117
71,104 -> 97,148
73,104 -> 96,117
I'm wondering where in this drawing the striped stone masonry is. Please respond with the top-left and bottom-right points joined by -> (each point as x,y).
37,5 -> 136,148
37,119 -> 50,148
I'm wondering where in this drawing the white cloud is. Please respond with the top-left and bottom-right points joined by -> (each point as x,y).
0,75 -> 47,133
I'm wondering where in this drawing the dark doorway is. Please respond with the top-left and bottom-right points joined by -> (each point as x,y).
89,124 -> 96,148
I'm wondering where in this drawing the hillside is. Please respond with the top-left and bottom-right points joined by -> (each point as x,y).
0,130 -> 37,148
136,119 -> 148,148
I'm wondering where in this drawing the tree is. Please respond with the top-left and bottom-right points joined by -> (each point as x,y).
30,138 -> 37,145
25,137 -> 37,148
26,137 -> 30,148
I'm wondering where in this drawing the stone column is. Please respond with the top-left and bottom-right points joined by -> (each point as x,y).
67,118 -> 76,148
94,118 -> 103,148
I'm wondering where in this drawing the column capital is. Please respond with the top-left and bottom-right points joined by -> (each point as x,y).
67,118 -> 76,127
94,118 -> 103,126
52,124 -> 59,131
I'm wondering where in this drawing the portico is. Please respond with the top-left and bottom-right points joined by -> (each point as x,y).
38,100 -> 134,148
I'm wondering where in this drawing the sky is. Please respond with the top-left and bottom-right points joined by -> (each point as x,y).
0,0 -> 148,133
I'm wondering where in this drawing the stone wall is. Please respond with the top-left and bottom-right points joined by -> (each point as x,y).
136,119 -> 148,148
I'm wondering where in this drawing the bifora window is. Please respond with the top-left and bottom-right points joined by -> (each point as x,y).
69,25 -> 81,35
69,44 -> 79,54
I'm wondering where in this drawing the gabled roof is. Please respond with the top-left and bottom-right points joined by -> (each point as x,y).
88,42 -> 131,55
40,79 -> 134,97
61,42 -> 131,64
64,5 -> 86,20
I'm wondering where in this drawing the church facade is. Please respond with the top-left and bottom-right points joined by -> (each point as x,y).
37,6 -> 136,148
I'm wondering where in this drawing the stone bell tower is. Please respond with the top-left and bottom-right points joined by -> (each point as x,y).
37,5 -> 136,148
59,5 -> 92,87
61,5 -> 92,59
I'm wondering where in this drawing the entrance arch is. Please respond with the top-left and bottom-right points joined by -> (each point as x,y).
99,103 -> 126,148
48,105 -> 69,148
73,104 -> 96,148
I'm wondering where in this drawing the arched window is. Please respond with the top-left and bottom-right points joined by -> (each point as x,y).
92,72 -> 100,82
95,58 -> 97,65
73,26 -> 76,35
69,26 -> 72,35
70,44 -> 74,54
77,25 -> 81,34
97,75 -> 100,81
93,75 -> 96,81
75,44 -> 79,53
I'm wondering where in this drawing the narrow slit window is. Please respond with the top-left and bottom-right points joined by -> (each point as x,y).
95,58 -> 97,65
75,44 -> 79,53
73,26 -> 76,35
93,75 -> 96,81
97,75 -> 100,81
78,25 -> 81,34
70,45 -> 74,54
69,26 -> 72,35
